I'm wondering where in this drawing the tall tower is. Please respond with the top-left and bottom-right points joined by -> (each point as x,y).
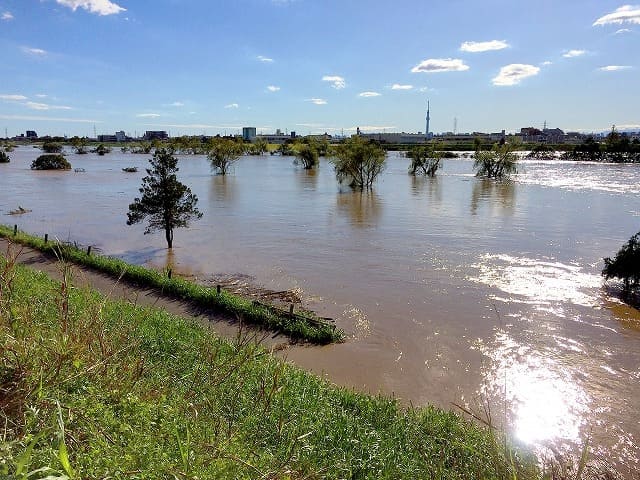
425,101 -> 430,139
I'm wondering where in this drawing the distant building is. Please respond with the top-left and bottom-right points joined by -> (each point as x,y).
359,132 -> 427,144
257,131 -> 297,145
26,130 -> 38,139
143,130 -> 168,141
242,127 -> 257,142
115,131 -> 126,142
97,134 -> 117,142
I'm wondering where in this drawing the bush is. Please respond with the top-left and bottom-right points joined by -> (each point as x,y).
473,143 -> 517,179
41,141 -> 63,153
0,151 -> 9,163
330,136 -> 386,189
31,154 -> 72,170
603,231 -> 640,296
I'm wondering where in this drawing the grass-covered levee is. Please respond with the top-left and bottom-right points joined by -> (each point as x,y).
0,245 -> 540,479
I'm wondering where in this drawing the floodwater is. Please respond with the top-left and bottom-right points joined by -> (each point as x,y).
2,146 -> 640,474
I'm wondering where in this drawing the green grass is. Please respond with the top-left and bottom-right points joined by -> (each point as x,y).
0,224 -> 342,344
0,247 -> 540,479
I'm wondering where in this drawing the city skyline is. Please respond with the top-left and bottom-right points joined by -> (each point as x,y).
0,1 -> 638,137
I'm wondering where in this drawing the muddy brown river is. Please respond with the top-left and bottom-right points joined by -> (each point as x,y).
2,146 -> 639,475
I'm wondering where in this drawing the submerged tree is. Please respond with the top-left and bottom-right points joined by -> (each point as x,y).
330,136 -> 386,189
127,149 -> 202,249
293,141 -> 319,169
31,154 -> 71,170
0,151 -> 9,163
603,231 -> 640,298
473,143 -> 517,179
407,144 -> 444,177
207,138 -> 244,175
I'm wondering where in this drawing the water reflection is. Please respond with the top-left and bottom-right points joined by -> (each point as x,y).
478,331 -> 590,445
335,190 -> 382,227
295,168 -> 319,192
411,175 -> 442,204
210,175 -> 236,203
470,179 -> 515,216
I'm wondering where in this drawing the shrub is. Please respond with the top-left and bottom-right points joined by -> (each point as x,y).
603,231 -> 640,296
31,154 -> 72,170
0,151 -> 9,163
41,141 -> 63,153
330,136 -> 386,189
473,143 -> 517,179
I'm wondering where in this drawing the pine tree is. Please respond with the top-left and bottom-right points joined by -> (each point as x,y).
127,149 -> 202,249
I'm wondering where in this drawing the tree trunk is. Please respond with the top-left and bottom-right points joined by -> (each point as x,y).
166,228 -> 173,249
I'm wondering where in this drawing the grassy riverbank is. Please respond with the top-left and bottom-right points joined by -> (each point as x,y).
0,224 -> 342,344
0,246 -> 539,479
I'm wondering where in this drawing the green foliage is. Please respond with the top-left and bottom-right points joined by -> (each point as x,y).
41,141 -> 63,153
407,144 -> 444,177
293,141 -> 319,169
0,151 -> 9,163
127,149 -> 202,249
562,128 -> 640,163
70,136 -> 88,154
0,254 -> 537,479
207,138 -> 244,175
330,136 -> 386,189
473,143 -> 517,179
526,144 -> 555,159
245,137 -> 268,156
30,154 -> 72,170
94,144 -> 110,156
603,231 -> 640,296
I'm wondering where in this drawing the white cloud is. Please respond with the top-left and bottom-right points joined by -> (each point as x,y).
460,40 -> 509,53
599,65 -> 631,71
136,113 -> 161,118
25,102 -> 72,110
411,58 -> 469,73
22,47 -> 47,56
257,55 -> 274,63
616,28 -> 632,34
224,103 -> 239,109
541,61 -> 553,66
266,85 -> 280,92
2,11 -> 14,20
391,84 -> 413,90
593,5 -> 640,26
35,94 -> 48,98
0,94 -> 28,101
167,101 -> 184,107
56,0 -> 125,16
307,98 -> 327,105
492,64 -> 540,86
322,75 -> 346,89
358,91 -> 381,98
563,49 -> 587,58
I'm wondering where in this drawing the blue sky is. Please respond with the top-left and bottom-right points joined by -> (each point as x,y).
0,0 -> 638,137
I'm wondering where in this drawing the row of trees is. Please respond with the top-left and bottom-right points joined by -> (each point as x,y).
562,127 -> 640,163
128,138 -> 520,250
